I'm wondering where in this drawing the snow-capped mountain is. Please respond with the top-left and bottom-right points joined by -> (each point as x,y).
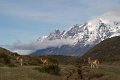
31,18 -> 120,56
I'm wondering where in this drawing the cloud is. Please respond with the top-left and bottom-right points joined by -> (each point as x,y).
0,3 -> 53,22
36,38 -> 75,49
1,0 -> 120,24
88,9 -> 120,25
5,38 -> 75,55
100,10 -> 120,21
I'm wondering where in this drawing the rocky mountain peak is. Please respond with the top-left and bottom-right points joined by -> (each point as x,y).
34,18 -> 120,56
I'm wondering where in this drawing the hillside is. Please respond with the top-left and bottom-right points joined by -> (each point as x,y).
0,47 -> 78,66
0,47 -> 20,66
0,47 -> 13,55
0,47 -> 40,66
31,44 -> 92,56
82,36 -> 120,62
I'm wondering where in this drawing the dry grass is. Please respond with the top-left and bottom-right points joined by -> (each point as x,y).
94,65 -> 120,80
0,66 -> 62,80
0,64 -> 120,80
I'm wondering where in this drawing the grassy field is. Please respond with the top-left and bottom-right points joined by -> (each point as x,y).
0,66 -> 62,80
94,65 -> 120,80
0,64 -> 120,80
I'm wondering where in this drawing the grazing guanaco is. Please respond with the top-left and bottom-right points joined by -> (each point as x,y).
40,57 -> 48,65
16,56 -> 23,66
88,57 -> 99,68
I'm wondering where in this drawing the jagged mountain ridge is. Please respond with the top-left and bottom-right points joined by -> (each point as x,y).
38,19 -> 120,44
31,18 -> 120,56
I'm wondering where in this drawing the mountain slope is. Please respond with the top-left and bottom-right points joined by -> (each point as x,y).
31,44 -> 92,56
31,18 -> 120,56
82,36 -> 120,61
0,47 -> 42,66
0,47 -> 15,65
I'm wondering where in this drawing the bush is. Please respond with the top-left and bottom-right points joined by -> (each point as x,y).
35,65 -> 60,75
0,54 -> 10,64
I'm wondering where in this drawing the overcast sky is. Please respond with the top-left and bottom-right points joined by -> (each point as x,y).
0,0 -> 120,45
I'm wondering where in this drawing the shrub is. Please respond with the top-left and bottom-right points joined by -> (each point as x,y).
0,54 -> 10,64
35,65 -> 60,75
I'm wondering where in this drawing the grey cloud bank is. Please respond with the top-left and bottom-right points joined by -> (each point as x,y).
8,38 -> 75,54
